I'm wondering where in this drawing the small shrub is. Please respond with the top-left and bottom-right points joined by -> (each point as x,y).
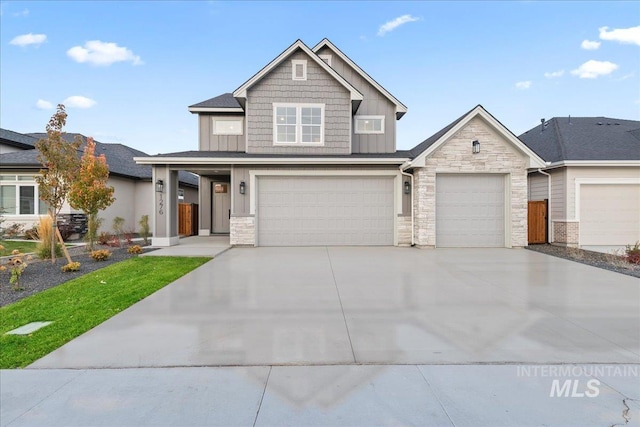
626,242 -> 640,265
127,245 -> 142,254
85,214 -> 103,251
8,252 -> 27,290
4,223 -> 25,239
605,249 -> 632,270
98,231 -> 112,245
90,249 -> 111,261
139,215 -> 150,245
0,265 -> 6,272
61,261 -> 81,272
112,217 -> 125,247
24,226 -> 39,240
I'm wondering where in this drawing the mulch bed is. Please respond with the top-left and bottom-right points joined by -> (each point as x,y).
0,245 -> 157,307
526,244 -> 640,279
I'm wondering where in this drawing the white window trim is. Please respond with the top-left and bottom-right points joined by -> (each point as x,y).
273,103 -> 325,146
212,117 -> 244,135
291,59 -> 307,81
319,54 -> 332,67
0,175 -> 45,216
354,115 -> 385,134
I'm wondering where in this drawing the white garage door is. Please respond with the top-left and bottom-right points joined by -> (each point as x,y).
580,184 -> 640,246
257,176 -> 395,246
436,174 -> 505,247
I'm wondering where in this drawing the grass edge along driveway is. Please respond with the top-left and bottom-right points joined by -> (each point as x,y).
0,256 -> 211,368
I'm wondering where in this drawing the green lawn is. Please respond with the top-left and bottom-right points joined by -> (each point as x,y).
0,240 -> 39,256
0,256 -> 211,368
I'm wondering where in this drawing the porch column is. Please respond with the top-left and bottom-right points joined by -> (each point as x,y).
199,176 -> 211,235
152,165 -> 180,247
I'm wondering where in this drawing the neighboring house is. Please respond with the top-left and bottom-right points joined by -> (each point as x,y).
136,39 -> 544,247
0,129 -> 198,234
520,117 -> 640,251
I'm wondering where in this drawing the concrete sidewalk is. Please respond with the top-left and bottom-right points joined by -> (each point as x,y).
143,235 -> 231,258
2,365 -> 638,426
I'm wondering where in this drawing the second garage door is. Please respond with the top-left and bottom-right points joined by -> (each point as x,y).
436,174 -> 506,247
580,184 -> 640,246
257,176 -> 395,246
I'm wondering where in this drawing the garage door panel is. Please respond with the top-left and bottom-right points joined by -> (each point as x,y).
257,176 -> 394,246
580,184 -> 640,246
436,174 -> 505,248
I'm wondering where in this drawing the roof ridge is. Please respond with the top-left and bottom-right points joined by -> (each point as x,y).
550,118 -> 568,161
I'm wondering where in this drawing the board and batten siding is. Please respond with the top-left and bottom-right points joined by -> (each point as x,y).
549,168 -> 566,221
316,46 -> 397,154
246,50 -> 351,155
198,115 -> 246,152
528,172 -> 548,201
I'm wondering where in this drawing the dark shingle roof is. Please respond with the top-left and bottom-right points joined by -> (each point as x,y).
407,107 -> 475,158
1,132 -> 198,186
147,150 -> 410,159
0,128 -> 38,149
189,93 -> 242,109
518,117 -> 640,162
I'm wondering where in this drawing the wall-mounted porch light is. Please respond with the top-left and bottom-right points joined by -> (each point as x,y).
155,179 -> 164,193
472,140 -> 480,154
404,180 -> 411,195
239,181 -> 246,195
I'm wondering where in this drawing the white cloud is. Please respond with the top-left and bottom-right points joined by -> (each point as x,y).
9,33 -> 46,47
571,60 -> 618,79
599,26 -> 640,46
35,99 -> 53,110
63,96 -> 97,109
67,40 -> 143,66
377,14 -> 420,36
515,81 -> 532,90
581,39 -> 600,50
544,69 -> 565,79
13,9 -> 29,17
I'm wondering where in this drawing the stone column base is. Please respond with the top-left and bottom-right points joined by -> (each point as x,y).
230,216 -> 255,246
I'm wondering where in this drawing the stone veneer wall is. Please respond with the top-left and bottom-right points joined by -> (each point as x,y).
552,220 -> 579,247
397,216 -> 412,246
230,216 -> 255,246
413,117 -> 529,248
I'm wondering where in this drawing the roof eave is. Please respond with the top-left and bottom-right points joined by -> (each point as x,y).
188,107 -> 245,114
134,156 -> 408,166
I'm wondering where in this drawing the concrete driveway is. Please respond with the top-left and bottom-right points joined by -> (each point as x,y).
29,247 -> 640,368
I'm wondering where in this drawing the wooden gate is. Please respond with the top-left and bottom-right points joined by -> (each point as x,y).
178,203 -> 199,236
528,200 -> 547,244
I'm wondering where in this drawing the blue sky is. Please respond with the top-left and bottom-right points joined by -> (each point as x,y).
1,1 -> 638,154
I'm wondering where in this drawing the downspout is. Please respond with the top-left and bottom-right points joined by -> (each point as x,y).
400,164 -> 414,246
537,168 -> 552,243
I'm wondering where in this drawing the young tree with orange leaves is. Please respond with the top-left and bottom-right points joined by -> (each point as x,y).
68,137 -> 115,250
35,105 -> 82,263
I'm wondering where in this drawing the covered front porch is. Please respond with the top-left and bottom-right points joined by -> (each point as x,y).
151,164 -> 235,247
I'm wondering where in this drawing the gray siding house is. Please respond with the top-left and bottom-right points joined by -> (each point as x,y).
137,39 -> 544,247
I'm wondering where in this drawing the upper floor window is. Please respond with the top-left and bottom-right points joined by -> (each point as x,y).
0,174 -> 48,215
273,103 -> 324,145
291,60 -> 307,81
319,54 -> 332,67
354,116 -> 385,134
212,117 -> 243,135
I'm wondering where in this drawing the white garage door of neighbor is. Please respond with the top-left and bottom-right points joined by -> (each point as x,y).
436,174 -> 506,247
580,184 -> 640,246
257,176 -> 395,246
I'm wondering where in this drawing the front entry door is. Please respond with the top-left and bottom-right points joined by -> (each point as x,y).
212,182 -> 230,233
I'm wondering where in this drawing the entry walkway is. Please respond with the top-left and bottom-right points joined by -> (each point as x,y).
143,235 -> 231,257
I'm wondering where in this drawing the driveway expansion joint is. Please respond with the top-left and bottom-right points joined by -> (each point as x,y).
325,247 -> 357,364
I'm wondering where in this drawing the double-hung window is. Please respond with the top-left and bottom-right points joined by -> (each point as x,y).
273,103 -> 324,145
0,175 -> 48,215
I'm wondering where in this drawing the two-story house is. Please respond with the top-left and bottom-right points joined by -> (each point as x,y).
136,39 -> 544,247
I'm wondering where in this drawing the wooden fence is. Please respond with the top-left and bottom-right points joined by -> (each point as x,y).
178,203 -> 199,236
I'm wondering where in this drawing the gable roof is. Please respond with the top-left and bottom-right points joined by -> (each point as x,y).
188,93 -> 244,113
407,105 -> 546,169
232,39 -> 363,108
0,128 -> 38,149
312,38 -> 408,119
518,117 -> 640,162
0,132 -> 198,187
